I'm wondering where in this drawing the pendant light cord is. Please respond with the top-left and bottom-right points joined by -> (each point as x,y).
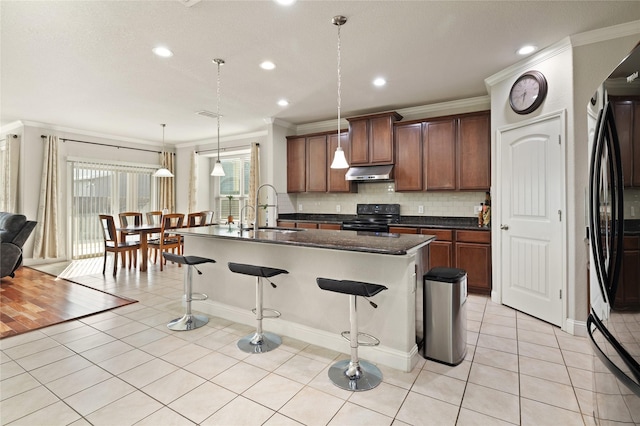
216,60 -> 221,162
161,123 -> 166,167
336,22 -> 342,147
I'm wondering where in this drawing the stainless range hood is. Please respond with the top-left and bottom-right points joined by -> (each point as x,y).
345,164 -> 393,181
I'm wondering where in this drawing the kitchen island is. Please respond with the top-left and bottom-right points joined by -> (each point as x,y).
174,226 -> 435,372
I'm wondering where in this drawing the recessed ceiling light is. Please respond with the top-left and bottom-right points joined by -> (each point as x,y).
152,46 -> 173,58
260,61 -> 276,70
277,99 -> 289,107
274,0 -> 296,5
517,45 -> 537,55
373,77 -> 386,87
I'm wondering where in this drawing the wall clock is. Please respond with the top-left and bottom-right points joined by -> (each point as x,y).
509,70 -> 548,115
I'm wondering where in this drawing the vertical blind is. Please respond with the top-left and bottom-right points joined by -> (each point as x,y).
69,160 -> 157,259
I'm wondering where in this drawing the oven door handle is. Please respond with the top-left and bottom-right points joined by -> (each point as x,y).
588,312 -> 640,396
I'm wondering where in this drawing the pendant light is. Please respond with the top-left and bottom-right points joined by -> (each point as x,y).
154,123 -> 174,177
330,15 -> 349,170
211,58 -> 226,176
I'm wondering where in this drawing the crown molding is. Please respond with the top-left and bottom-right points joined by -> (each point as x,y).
0,120 -> 25,134
16,120 -> 158,146
571,20 -> 640,47
485,37 -> 572,88
175,130 -> 268,150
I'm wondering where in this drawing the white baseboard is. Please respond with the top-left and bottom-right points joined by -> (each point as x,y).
564,318 -> 588,337
194,299 -> 419,372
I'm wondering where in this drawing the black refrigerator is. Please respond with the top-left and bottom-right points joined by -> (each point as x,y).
588,100 -> 640,424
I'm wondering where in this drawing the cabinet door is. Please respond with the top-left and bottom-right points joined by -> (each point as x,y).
456,242 -> 492,295
425,119 -> 456,190
394,123 -> 423,191
328,132 -> 355,193
616,236 -> 640,309
287,137 -> 306,193
370,116 -> 395,164
613,101 -> 634,187
457,113 -> 491,190
306,135 -> 327,192
421,228 -> 453,268
349,119 -> 369,165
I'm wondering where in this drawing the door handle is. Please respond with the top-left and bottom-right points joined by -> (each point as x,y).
500,225 -> 509,230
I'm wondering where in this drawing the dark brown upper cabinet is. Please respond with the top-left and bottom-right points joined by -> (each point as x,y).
306,135 -> 328,192
286,136 -> 306,193
348,111 -> 403,166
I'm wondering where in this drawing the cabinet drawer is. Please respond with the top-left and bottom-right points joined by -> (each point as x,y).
277,221 -> 296,228
420,228 -> 453,241
456,230 -> 491,244
296,222 -> 319,229
389,226 -> 418,234
319,223 -> 341,230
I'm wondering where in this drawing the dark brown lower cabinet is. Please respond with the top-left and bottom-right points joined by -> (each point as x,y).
615,236 -> 640,310
388,226 -> 418,234
319,223 -> 341,230
421,228 -> 491,295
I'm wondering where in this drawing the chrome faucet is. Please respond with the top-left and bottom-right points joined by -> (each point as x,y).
239,204 -> 255,234
255,183 -> 278,232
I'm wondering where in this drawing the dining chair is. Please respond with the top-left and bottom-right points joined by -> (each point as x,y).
99,214 -> 141,276
118,211 -> 143,267
146,211 -> 163,263
201,210 -> 215,225
187,212 -> 207,227
148,213 -> 184,271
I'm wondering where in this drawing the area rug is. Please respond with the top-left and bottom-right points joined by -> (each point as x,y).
0,267 -> 137,339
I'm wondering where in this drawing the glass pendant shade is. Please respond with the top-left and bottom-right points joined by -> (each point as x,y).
155,123 -> 174,177
154,167 -> 173,177
330,146 -> 349,169
211,160 -> 225,176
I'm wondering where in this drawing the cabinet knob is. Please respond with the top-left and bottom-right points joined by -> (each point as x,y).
500,224 -> 509,230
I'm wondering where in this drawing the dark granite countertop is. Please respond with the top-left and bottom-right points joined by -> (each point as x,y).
176,225 -> 435,255
278,214 -> 489,231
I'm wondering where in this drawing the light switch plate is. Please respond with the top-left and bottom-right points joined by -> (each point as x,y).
298,204 -> 303,212
336,205 -> 341,213
418,205 -> 424,214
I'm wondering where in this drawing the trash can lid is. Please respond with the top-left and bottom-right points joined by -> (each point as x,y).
424,267 -> 467,283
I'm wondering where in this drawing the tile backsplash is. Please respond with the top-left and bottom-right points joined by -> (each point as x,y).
279,182 -> 486,217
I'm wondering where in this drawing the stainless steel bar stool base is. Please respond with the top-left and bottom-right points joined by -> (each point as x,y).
167,314 -> 209,331
328,359 -> 383,391
237,331 -> 281,353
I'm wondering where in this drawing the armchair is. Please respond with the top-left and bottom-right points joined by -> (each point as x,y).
0,212 -> 37,278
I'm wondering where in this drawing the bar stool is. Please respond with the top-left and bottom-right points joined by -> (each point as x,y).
316,278 -> 388,391
163,253 -> 215,331
227,262 -> 288,353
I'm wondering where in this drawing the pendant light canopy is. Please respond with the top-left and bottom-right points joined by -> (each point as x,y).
211,58 -> 226,177
330,15 -> 349,170
154,123 -> 174,177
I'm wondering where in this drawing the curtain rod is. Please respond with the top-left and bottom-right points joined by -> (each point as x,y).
41,135 -> 162,154
196,143 -> 258,155
0,134 -> 18,142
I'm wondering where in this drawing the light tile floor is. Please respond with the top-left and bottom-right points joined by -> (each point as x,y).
1,259 -> 594,425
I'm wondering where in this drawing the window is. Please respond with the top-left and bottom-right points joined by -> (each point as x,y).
217,154 -> 250,222
69,159 -> 157,259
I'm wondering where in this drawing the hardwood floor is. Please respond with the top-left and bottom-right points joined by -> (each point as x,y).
0,266 -> 136,338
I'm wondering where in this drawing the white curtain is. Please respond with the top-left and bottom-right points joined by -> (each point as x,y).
188,151 -> 198,213
158,152 -> 175,212
248,142 -> 260,223
0,134 -> 20,212
33,135 -> 59,258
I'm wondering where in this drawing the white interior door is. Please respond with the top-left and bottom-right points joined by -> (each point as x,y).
499,115 -> 564,326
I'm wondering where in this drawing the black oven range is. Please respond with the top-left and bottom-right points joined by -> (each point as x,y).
341,204 -> 400,233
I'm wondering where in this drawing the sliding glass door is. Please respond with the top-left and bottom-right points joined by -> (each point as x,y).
69,159 -> 157,259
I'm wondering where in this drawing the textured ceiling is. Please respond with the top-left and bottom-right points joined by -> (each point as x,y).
2,1 -> 640,146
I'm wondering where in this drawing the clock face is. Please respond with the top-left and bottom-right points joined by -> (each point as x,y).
509,71 -> 548,114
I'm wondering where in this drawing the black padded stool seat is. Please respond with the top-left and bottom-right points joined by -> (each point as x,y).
227,262 -> 288,353
163,253 -> 215,331
228,263 -> 288,278
316,278 -> 387,298
164,253 -> 216,266
316,276 -> 388,392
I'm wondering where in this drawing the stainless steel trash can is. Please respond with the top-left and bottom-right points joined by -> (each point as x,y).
423,267 -> 467,365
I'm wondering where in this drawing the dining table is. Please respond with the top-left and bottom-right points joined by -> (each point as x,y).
116,224 -> 161,272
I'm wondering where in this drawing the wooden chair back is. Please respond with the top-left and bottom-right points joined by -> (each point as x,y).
187,212 -> 207,227
119,212 -> 142,227
99,215 -> 118,244
201,210 -> 214,225
162,213 -> 184,231
146,211 -> 163,226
